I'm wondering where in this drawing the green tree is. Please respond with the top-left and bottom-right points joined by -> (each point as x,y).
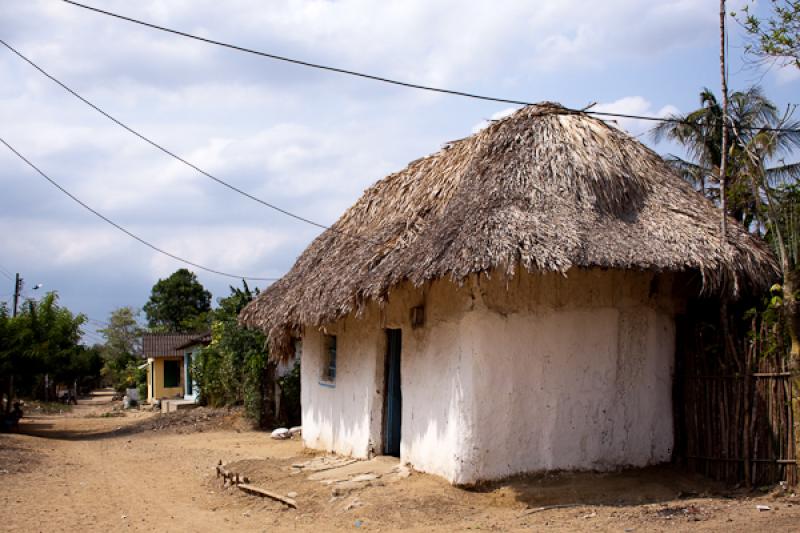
98,307 -> 144,391
654,87 -> 800,432
652,87 -> 797,227
726,107 -> 800,363
66,344 -> 104,393
143,269 -> 211,332
736,1 -> 800,68
194,281 -> 275,426
0,293 -> 95,408
99,307 -> 142,360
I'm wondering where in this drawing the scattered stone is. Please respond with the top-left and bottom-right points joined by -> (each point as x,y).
331,481 -> 371,497
756,504 -> 771,511
271,428 -> 290,439
393,465 -> 411,479
287,491 -> 298,498
351,474 -> 379,483
344,497 -> 363,511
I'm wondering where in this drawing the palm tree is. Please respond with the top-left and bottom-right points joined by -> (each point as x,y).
651,86 -> 790,227
653,86 -> 800,365
651,88 -> 723,200
729,106 -> 800,363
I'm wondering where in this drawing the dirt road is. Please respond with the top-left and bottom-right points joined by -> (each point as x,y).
2,394 -> 800,532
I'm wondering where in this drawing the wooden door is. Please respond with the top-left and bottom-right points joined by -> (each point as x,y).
384,329 -> 402,457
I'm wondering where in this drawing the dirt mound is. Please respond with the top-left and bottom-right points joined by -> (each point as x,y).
137,407 -> 252,434
123,406 -> 249,435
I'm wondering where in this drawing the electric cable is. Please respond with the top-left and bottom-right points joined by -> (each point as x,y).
61,0 -> 800,134
0,136 -> 277,281
0,39 -> 383,247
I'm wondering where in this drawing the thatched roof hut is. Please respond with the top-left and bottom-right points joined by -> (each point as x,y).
241,103 -> 775,358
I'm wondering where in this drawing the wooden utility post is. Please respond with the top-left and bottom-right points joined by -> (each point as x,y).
6,273 -> 21,413
12,272 -> 21,317
719,0 -> 729,243
719,0 -> 748,483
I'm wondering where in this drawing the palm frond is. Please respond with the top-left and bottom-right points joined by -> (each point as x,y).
766,162 -> 800,187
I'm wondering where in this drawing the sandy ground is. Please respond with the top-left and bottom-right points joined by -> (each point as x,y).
2,392 -> 800,532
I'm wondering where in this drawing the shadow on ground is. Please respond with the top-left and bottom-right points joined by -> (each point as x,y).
0,433 -> 43,474
469,464 -> 732,508
14,407 -> 244,442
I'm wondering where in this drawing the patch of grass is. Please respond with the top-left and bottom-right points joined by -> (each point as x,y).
26,401 -> 73,414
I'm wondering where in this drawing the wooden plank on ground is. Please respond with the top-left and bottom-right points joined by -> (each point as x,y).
237,483 -> 297,508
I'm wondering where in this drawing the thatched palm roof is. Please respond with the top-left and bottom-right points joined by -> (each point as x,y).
240,103 -> 777,355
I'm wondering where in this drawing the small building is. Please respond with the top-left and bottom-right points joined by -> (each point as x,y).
143,332 -> 209,404
175,332 -> 212,402
240,104 -> 775,484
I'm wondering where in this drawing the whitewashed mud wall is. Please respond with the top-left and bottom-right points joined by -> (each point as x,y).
300,268 -> 677,484
300,312 -> 382,458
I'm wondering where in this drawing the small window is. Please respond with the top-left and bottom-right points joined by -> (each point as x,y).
163,359 -> 180,388
322,334 -> 337,382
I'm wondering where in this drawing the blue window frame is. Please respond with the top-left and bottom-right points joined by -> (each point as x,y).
322,334 -> 337,383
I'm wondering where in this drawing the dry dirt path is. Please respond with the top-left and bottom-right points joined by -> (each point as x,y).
0,393 -> 293,532
3,395 -> 800,532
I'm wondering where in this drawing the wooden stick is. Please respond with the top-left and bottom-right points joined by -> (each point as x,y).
237,483 -> 297,508
518,504 -> 580,516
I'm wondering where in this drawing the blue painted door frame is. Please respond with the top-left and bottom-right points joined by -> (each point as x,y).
384,329 -> 402,457
184,353 -> 192,396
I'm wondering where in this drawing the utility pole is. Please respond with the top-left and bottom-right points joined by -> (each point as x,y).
12,273 -> 22,317
6,273 -> 22,413
719,0 -> 729,242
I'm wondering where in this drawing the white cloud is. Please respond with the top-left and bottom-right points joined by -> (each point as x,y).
592,96 -> 680,138
0,0 -> 795,328
147,226 -> 291,280
471,107 -> 519,133
3,0 -> 725,89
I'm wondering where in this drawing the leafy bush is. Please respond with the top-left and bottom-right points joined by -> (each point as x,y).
277,360 -> 301,426
193,282 -> 276,427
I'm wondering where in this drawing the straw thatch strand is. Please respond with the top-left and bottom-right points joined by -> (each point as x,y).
240,103 -> 778,360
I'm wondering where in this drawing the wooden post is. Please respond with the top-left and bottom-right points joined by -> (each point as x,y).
718,0 -> 729,242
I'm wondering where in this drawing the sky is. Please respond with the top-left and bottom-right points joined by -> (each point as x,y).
1,0 -> 798,343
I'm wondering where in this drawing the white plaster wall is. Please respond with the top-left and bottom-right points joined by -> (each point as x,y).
300,309 -> 384,458
300,268 -> 677,484
300,277 -> 477,480
456,269 -> 675,483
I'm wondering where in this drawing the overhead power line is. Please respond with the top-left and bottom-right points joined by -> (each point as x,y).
1,39 -> 381,247
0,40 -> 323,232
62,0 -> 800,134
0,136 -> 277,281
0,266 -> 14,282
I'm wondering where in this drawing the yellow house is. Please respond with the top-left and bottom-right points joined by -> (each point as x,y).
143,333 -> 208,404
